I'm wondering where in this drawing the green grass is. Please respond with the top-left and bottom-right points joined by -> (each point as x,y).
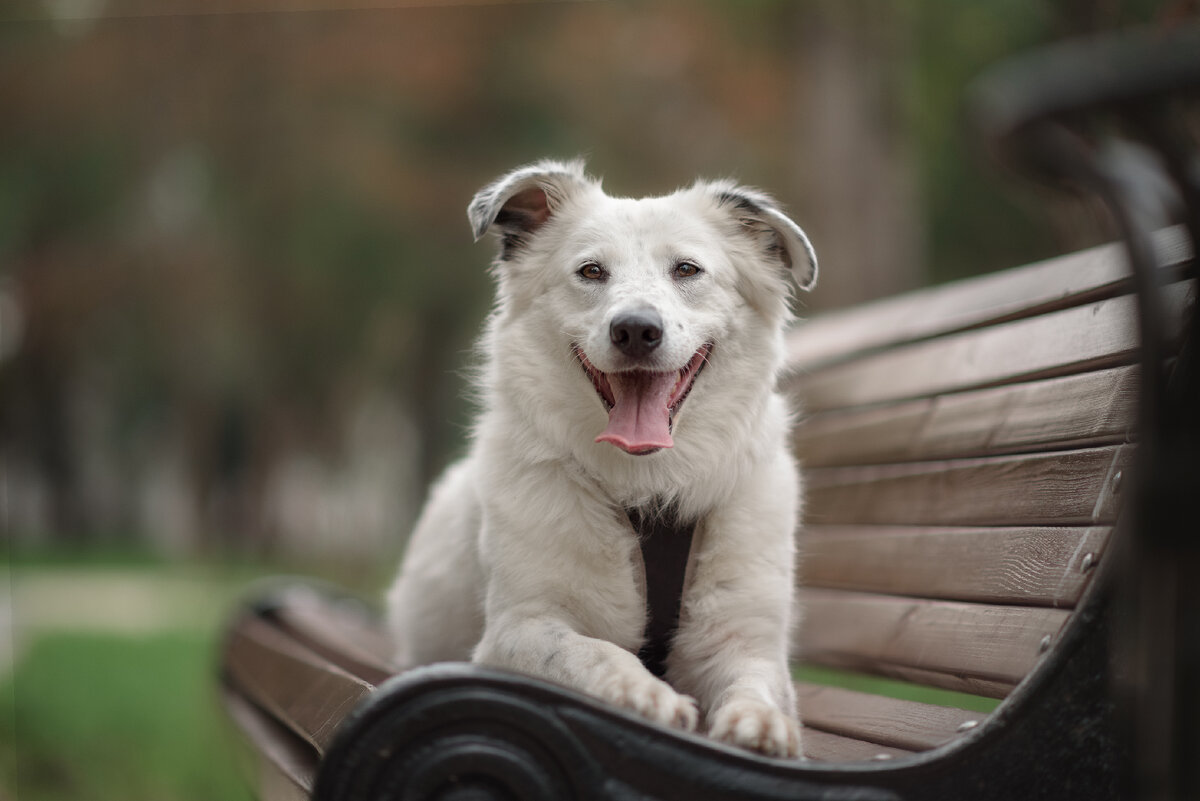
793,663 -> 1002,714
0,552 -> 343,801
1,547 -> 393,801
1,630 -> 253,801
2,551 -> 1001,800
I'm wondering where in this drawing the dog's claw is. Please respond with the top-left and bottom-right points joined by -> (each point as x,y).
708,697 -> 802,759
593,671 -> 699,733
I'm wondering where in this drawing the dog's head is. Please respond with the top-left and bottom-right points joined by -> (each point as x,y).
469,159 -> 816,458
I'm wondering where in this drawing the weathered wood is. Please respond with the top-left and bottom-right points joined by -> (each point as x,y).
794,365 -> 1139,467
795,589 -> 1072,696
789,281 -> 1192,413
804,445 -> 1128,527
224,616 -> 376,752
838,664 -> 1013,700
223,688 -> 318,798
800,728 -> 914,763
270,591 -> 396,685
795,682 -> 982,751
785,226 -> 1191,373
259,766 -> 314,801
798,525 -> 1109,607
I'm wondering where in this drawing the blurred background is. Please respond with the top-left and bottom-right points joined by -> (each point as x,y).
0,0 -> 1188,799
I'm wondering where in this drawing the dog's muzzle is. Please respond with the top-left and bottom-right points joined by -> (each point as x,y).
575,343 -> 712,455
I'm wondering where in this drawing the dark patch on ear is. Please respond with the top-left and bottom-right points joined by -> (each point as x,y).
500,232 -> 526,261
494,187 -> 553,260
470,160 -> 590,264
718,190 -> 789,266
708,182 -> 816,291
716,190 -> 763,214
496,187 -> 553,229
763,236 -> 790,269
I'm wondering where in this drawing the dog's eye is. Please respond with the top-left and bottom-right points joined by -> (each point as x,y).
674,261 -> 702,279
578,262 -> 607,281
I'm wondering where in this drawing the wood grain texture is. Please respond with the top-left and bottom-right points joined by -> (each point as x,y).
785,226 -> 1191,373
834,664 -> 1014,700
800,728 -> 914,763
795,682 -> 982,751
794,589 -> 1072,695
794,365 -> 1139,467
797,525 -> 1110,607
224,616 -> 375,753
788,281 -> 1192,414
804,445 -> 1128,527
271,592 -> 397,686
222,688 -> 317,797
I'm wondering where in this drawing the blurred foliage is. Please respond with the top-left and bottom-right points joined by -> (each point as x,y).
910,0 -> 1055,285
793,663 -> 1001,715
0,0 -> 1186,555
2,630 -> 252,801
1,553 -> 308,801
0,6 -> 1190,800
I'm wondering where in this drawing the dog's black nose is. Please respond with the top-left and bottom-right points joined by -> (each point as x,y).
610,309 -> 664,359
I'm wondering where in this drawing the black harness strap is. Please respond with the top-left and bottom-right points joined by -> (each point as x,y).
626,506 -> 696,678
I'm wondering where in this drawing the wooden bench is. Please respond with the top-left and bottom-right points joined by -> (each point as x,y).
218,27 -> 1200,801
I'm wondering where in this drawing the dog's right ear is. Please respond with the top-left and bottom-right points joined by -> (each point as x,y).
468,159 -> 590,259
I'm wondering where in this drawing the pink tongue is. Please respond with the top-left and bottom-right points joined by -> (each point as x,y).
595,371 -> 676,454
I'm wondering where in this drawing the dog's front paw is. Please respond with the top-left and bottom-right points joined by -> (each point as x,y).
593,670 -> 699,732
708,697 -> 801,759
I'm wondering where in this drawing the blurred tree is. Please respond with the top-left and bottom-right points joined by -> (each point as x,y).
0,0 -> 1184,560
789,0 -> 922,309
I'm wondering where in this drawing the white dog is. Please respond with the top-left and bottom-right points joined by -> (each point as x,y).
386,160 -> 816,758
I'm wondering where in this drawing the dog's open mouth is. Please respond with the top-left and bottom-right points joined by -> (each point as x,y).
574,344 -> 712,455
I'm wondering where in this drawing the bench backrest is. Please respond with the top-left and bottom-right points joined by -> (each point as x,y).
219,231 -> 1195,785
784,227 -> 1194,735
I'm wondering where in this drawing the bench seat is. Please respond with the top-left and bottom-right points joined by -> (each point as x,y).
219,224 -> 1195,798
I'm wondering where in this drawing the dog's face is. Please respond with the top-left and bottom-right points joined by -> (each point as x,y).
469,160 -> 816,458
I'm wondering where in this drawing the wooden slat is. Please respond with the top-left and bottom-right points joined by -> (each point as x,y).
786,226 -> 1191,373
794,365 -> 1139,467
795,682 -> 982,751
804,445 -> 1128,527
224,615 -> 375,753
798,525 -> 1109,607
789,280 -> 1193,414
270,590 -> 397,686
222,688 -> 317,798
259,765 -> 313,801
795,589 -> 1071,697
801,728 -> 914,763
836,664 -> 1012,701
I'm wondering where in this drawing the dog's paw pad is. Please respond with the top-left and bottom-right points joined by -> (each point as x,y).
708,698 -> 801,759
595,672 -> 699,732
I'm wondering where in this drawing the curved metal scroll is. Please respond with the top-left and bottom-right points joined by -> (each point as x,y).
299,25 -> 1200,801
971,23 -> 1200,801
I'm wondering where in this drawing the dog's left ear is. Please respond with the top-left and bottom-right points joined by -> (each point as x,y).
712,184 -> 818,291
468,159 -> 591,260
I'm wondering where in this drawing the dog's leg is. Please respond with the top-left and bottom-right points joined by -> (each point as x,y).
386,459 -> 487,668
476,612 -> 699,731
472,462 -> 699,733
669,451 -> 802,758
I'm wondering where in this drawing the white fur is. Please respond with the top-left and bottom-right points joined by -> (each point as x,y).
386,160 -> 816,758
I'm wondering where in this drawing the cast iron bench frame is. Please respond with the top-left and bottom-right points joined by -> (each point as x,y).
218,26 -> 1200,801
